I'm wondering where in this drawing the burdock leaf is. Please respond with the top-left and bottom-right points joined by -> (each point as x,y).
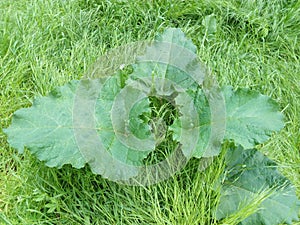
170,88 -> 211,158
173,86 -> 285,158
223,86 -> 285,149
3,80 -> 86,168
216,146 -> 300,225
3,77 -> 153,180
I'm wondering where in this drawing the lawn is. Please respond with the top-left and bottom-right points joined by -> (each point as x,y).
0,0 -> 299,224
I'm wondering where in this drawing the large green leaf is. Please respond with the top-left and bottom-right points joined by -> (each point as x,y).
3,81 -> 86,168
130,27 -> 202,89
170,88 -> 211,158
93,76 -> 154,166
223,86 -> 285,149
131,28 -> 223,158
216,145 -> 300,225
3,77 -> 153,180
171,86 -> 284,158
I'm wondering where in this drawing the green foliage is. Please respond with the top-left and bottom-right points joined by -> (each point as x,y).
217,145 -> 300,225
3,81 -> 85,168
3,26 -> 299,225
222,86 -> 285,149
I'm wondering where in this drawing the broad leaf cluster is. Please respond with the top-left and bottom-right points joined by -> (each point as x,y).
4,28 -> 299,224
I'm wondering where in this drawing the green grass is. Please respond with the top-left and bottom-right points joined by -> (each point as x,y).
1,0 -> 299,224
